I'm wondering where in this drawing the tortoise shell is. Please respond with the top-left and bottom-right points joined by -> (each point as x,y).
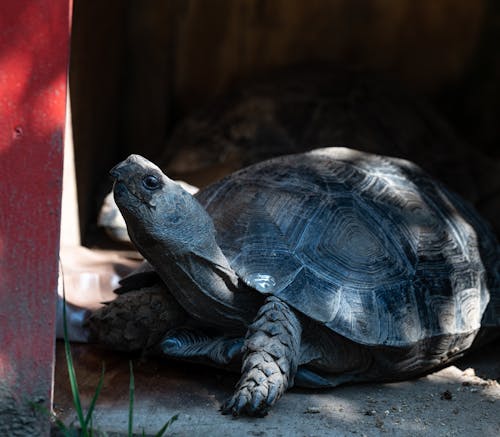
195,147 -> 500,347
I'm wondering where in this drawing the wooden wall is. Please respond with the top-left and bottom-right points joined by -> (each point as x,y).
69,0 -> 499,241
0,1 -> 70,434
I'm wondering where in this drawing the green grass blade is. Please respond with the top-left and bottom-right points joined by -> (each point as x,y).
54,419 -> 73,436
154,414 -> 179,437
62,287 -> 87,433
84,363 -> 106,428
52,412 -> 74,437
30,401 -> 72,436
128,361 -> 135,437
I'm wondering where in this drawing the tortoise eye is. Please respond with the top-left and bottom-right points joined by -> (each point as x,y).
142,175 -> 160,190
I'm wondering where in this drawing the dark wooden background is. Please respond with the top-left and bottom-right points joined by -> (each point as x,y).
69,0 -> 500,241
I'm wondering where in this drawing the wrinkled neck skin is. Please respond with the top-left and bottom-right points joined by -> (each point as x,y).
128,224 -> 263,335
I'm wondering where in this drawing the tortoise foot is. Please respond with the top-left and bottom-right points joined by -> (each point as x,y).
221,296 -> 302,416
220,355 -> 285,417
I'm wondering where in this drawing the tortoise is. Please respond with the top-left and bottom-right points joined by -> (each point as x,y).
105,147 -> 500,417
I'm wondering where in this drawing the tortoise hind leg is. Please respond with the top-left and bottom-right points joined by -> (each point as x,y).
295,367 -> 368,388
221,296 -> 302,417
161,328 -> 244,368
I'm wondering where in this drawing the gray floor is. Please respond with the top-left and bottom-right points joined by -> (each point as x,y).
55,338 -> 500,436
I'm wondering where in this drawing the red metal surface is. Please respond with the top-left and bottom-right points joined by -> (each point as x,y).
0,0 -> 72,432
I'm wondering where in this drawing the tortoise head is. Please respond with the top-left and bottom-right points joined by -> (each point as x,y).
110,154 -> 216,254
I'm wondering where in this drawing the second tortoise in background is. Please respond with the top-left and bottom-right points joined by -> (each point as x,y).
100,67 -> 500,242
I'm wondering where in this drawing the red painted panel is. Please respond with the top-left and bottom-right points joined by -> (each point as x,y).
0,1 -> 72,433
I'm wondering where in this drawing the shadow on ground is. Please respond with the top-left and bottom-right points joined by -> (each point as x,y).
53,337 -> 500,436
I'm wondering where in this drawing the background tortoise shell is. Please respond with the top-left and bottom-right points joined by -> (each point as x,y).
195,147 -> 500,347
98,68 -> 500,244
163,68 -> 500,240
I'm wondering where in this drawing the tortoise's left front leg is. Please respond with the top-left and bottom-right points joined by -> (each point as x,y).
221,296 -> 302,417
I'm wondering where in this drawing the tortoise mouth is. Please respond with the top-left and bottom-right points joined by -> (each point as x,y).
112,180 -> 128,199
112,179 -> 153,208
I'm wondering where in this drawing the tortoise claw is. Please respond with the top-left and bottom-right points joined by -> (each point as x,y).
219,358 -> 285,417
220,389 -> 269,417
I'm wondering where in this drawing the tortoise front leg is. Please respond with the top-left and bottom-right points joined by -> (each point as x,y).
221,296 -> 302,417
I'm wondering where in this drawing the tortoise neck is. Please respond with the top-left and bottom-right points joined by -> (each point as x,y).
148,240 -> 263,333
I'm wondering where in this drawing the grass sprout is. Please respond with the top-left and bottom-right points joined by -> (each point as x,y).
47,267 -> 179,436
129,361 -> 134,437
128,360 -> 178,437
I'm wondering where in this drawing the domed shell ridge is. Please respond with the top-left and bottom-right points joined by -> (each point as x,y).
195,148 -> 498,346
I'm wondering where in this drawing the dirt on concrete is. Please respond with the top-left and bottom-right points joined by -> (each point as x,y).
54,337 -> 500,436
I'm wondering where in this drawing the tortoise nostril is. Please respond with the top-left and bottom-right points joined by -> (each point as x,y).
109,168 -> 120,179
109,161 -> 129,179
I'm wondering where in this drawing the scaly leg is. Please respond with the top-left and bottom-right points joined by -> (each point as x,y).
221,296 -> 302,417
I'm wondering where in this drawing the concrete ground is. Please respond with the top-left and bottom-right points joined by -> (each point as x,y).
54,338 -> 500,436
